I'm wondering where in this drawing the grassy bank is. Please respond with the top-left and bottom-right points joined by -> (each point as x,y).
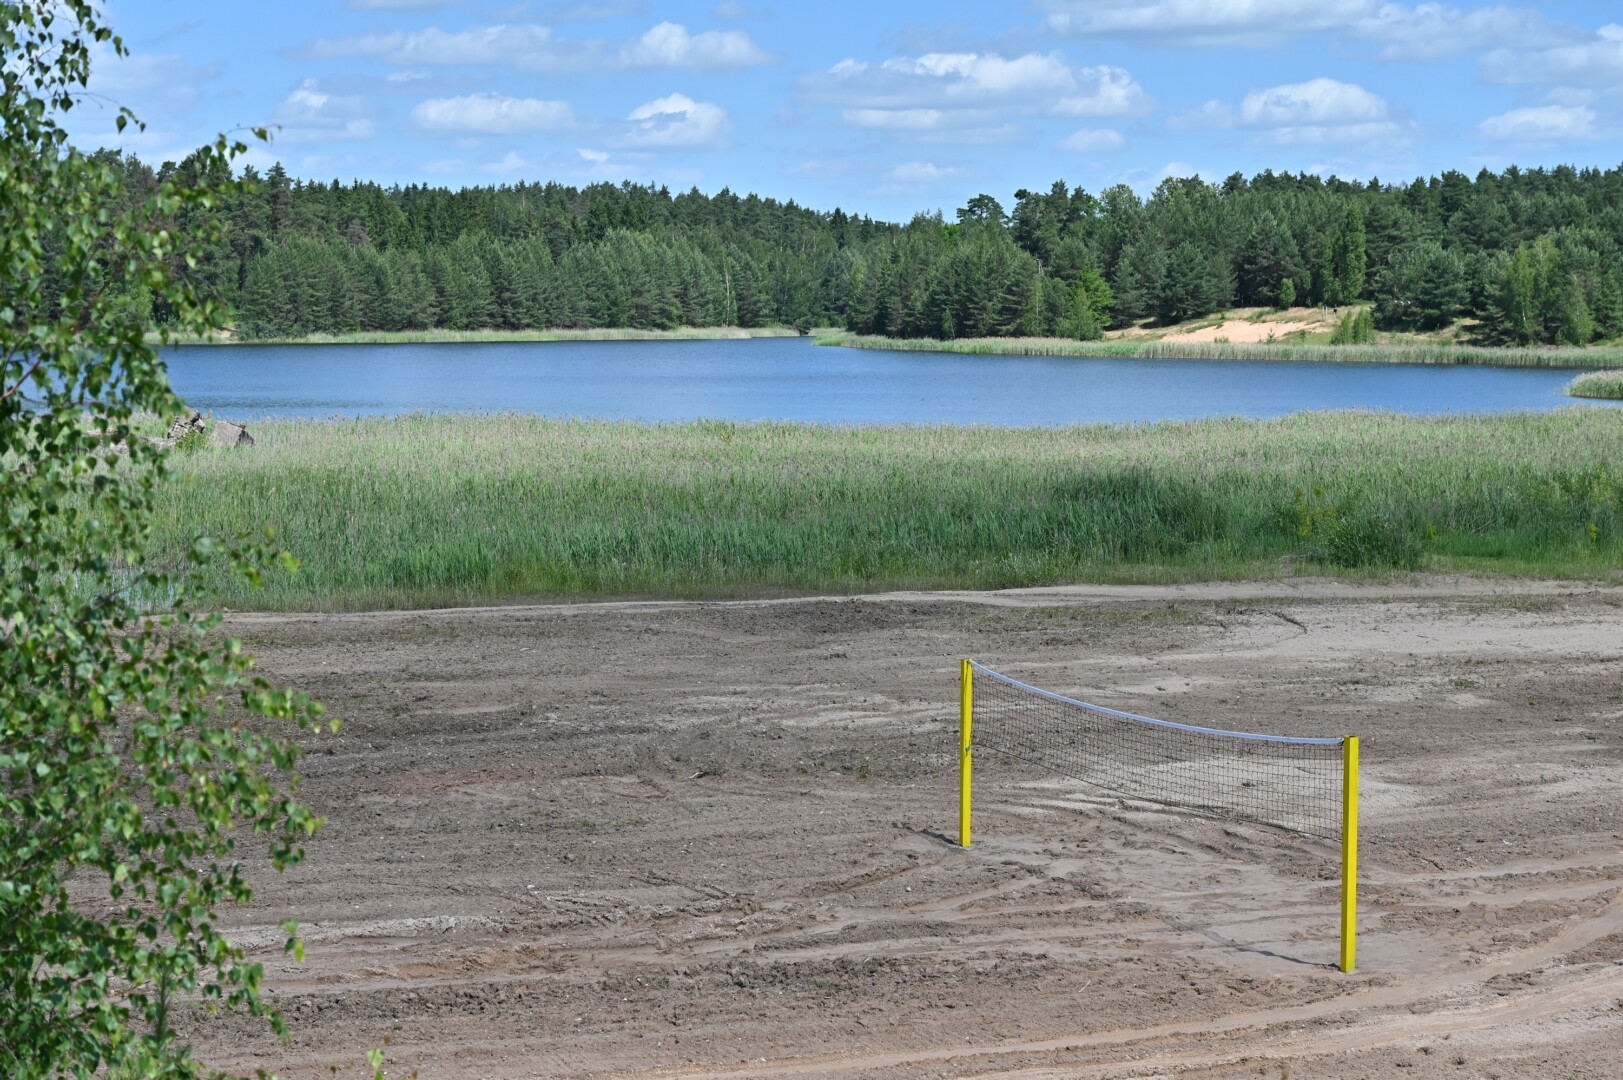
818,331 -> 1623,369
158,326 -> 806,347
153,412 -> 1623,610
1569,371 -> 1623,400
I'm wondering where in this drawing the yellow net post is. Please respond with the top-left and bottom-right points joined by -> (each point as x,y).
1339,735 -> 1359,973
959,658 -> 973,848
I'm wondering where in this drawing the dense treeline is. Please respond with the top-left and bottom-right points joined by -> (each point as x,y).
82,151 -> 1623,345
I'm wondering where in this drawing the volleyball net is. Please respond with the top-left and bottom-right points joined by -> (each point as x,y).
957,659 -> 1360,972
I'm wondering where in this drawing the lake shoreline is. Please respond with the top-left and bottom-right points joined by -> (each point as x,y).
157,326 -> 807,347
154,325 -> 1623,371
816,331 -> 1623,370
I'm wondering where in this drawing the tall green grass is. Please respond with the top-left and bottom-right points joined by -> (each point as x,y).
152,412 -> 1623,610
1568,371 -> 1623,399
818,331 -> 1623,369
159,326 -> 804,347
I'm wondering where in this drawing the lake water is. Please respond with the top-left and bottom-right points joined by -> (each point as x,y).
163,337 -> 1619,425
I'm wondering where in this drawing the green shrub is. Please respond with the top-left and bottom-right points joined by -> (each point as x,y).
1312,510 -> 1425,570
173,428 -> 208,454
1567,371 -> 1623,400
1329,307 -> 1376,345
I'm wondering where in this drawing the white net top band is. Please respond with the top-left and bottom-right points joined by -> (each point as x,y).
969,662 -> 1345,747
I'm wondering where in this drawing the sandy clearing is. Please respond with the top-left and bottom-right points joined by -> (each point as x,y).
175,583 -> 1623,1078
1106,305 -> 1345,344
1159,317 -> 1322,344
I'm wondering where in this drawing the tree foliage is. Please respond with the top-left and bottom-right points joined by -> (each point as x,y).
1329,307 -> 1376,344
0,5 -> 325,1075
1374,243 -> 1468,332
70,111 -> 1623,346
1324,205 -> 1367,307
1061,268 -> 1113,341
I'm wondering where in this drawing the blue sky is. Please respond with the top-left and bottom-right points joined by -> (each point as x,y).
77,0 -> 1623,219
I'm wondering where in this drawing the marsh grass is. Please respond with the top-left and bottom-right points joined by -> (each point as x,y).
153,412 -> 1623,610
160,326 -> 804,347
818,331 -> 1623,369
1568,371 -> 1623,400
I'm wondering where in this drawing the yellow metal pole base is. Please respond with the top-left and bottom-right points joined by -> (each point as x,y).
1339,735 -> 1359,973
959,658 -> 972,848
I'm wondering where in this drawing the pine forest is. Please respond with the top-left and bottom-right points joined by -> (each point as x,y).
89,152 -> 1623,347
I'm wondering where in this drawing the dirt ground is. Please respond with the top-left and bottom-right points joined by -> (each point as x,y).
182,580 -> 1623,1079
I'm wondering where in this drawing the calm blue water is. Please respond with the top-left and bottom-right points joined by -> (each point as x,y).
162,337 -> 1620,425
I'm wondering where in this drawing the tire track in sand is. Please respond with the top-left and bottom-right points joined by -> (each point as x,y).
632,889 -> 1623,1078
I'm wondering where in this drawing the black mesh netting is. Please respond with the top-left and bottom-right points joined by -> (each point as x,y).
970,662 -> 1346,840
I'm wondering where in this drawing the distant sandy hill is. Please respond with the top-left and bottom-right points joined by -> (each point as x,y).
1111,305 -> 1354,345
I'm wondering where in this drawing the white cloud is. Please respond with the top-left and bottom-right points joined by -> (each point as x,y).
1052,66 -> 1155,117
273,79 -> 375,144
1168,99 -> 1235,131
411,93 -> 575,135
306,21 -> 769,73
1350,4 -> 1572,61
85,42 -> 222,106
1479,104 -> 1597,140
841,108 -> 946,131
280,81 -> 345,122
889,161 -> 954,184
1060,128 -> 1125,152
809,52 -> 1082,109
619,93 -> 731,148
1481,24 -> 1623,86
1252,120 -> 1402,146
1543,87 -> 1597,107
1239,78 -> 1388,126
1237,78 -> 1402,144
1041,0 -> 1375,46
1180,78 -> 1404,146
839,107 -> 1020,143
1156,161 -> 1207,183
802,51 -> 1150,142
1041,0 -> 1568,58
568,146 -> 705,185
618,21 -> 771,69
871,160 -> 961,193
309,25 -> 553,65
385,70 -> 431,83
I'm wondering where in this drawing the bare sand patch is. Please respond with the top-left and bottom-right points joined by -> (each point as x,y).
185,583 -> 1623,1078
1110,305 -> 1345,344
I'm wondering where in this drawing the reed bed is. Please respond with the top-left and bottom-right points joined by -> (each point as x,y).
162,326 -> 803,347
818,331 -> 1623,369
152,412 -> 1623,610
1568,371 -> 1623,400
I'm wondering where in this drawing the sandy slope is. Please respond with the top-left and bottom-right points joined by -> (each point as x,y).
1108,305 -> 1345,344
